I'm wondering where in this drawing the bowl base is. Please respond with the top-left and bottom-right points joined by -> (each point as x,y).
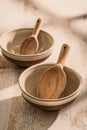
23,95 -> 77,111
3,54 -> 51,67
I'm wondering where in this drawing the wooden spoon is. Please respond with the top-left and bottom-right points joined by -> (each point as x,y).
20,18 -> 43,55
37,44 -> 70,99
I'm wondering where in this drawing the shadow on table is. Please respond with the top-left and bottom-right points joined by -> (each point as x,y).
0,81 -> 87,130
0,54 -> 24,90
0,54 -> 19,69
0,96 -> 59,130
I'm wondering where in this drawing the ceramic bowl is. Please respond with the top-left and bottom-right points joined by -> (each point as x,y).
19,63 -> 82,111
0,28 -> 54,67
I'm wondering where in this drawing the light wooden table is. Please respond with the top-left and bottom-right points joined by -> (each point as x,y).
0,1 -> 87,130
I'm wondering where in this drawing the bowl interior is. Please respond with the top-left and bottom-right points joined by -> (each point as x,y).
20,64 -> 81,100
0,28 -> 53,55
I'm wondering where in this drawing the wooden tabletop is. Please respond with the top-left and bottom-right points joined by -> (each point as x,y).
0,1 -> 87,130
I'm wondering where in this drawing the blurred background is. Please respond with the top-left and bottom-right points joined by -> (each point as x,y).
0,0 -> 87,41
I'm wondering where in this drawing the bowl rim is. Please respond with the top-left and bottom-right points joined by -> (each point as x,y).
18,63 -> 82,102
0,28 -> 54,57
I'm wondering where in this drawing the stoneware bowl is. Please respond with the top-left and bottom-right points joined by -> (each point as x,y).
19,63 -> 82,111
0,28 -> 54,67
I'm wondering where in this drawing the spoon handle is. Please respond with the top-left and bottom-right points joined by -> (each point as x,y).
57,43 -> 70,66
32,18 -> 43,37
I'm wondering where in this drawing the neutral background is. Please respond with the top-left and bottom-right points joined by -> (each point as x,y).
0,0 -> 87,130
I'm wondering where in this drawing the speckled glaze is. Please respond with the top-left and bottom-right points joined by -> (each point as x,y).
0,28 -> 54,67
19,63 -> 82,111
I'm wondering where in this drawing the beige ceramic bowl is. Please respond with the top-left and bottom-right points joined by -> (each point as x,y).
0,28 -> 54,67
19,63 -> 82,111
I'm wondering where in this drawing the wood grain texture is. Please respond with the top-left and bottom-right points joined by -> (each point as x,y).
0,0 -> 87,130
37,44 -> 69,99
19,18 -> 43,55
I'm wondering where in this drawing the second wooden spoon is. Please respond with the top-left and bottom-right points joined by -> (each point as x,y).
37,43 -> 70,99
20,18 -> 43,55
